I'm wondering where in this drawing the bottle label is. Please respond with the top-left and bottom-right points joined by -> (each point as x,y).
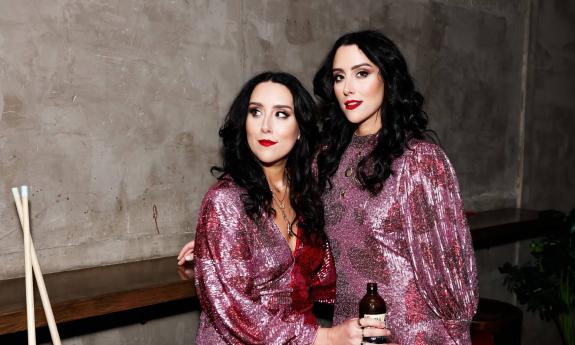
363,313 -> 386,327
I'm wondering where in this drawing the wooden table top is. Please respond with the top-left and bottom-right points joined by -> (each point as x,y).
0,208 -> 562,335
0,256 -> 195,335
467,208 -> 562,249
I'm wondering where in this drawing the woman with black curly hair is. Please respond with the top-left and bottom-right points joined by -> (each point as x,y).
313,31 -> 478,344
187,72 -> 389,345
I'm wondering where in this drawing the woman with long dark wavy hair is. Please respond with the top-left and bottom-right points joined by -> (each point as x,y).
187,72 -> 389,345
313,31 -> 478,344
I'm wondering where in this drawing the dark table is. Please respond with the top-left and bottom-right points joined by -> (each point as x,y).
468,208 -> 562,249
0,256 -> 194,335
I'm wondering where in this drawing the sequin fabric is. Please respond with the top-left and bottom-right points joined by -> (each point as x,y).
323,136 -> 478,345
193,177 -> 336,345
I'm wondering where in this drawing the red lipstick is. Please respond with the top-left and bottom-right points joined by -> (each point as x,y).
345,100 -> 363,110
258,139 -> 277,147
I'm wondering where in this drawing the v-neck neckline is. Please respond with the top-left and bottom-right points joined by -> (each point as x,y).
267,213 -> 299,258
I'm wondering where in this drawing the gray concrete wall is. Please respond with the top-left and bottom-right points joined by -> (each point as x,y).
0,0 -> 528,279
515,1 -> 575,342
522,0 -> 575,212
0,0 -> 572,344
36,310 -> 199,345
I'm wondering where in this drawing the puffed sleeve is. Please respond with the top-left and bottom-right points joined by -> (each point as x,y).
193,188 -> 319,345
310,238 -> 336,304
398,143 -> 478,344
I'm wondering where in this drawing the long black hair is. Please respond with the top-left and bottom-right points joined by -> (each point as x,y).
314,30 -> 434,195
213,72 -> 324,236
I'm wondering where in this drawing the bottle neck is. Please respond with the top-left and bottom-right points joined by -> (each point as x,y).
367,283 -> 378,294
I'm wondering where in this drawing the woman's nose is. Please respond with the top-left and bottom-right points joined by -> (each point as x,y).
343,79 -> 354,96
260,114 -> 272,133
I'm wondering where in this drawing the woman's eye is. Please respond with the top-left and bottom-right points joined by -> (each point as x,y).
357,71 -> 369,78
249,108 -> 262,117
276,111 -> 289,119
333,74 -> 344,82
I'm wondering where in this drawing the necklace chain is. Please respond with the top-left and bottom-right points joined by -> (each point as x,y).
271,184 -> 287,207
270,183 -> 296,238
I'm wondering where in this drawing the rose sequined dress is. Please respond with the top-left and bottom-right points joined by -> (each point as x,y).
193,178 -> 335,345
323,136 -> 478,345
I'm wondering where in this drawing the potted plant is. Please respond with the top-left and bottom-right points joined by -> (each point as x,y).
499,209 -> 575,345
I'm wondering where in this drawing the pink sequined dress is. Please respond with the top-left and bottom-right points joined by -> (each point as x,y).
193,177 -> 336,345
323,136 -> 478,345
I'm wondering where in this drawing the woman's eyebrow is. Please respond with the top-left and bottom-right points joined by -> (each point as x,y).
249,102 -> 293,111
332,63 -> 373,73
351,63 -> 372,70
273,105 -> 293,110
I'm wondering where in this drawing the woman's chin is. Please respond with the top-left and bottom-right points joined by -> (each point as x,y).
257,156 -> 289,168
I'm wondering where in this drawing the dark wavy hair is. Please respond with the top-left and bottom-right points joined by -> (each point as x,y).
212,72 -> 324,237
314,30 -> 434,195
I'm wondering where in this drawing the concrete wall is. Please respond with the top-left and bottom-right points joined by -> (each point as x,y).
515,1 -> 575,342
0,0 -> 572,344
522,0 -> 575,212
0,0 -> 528,279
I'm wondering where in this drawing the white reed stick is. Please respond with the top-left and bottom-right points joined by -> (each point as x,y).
19,186 -> 36,345
12,187 -> 62,345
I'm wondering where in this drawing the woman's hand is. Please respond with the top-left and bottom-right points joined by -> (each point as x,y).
314,317 -> 395,345
177,240 -> 195,265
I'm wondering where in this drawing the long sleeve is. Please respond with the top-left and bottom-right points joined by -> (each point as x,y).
193,188 -> 318,345
398,143 -> 478,344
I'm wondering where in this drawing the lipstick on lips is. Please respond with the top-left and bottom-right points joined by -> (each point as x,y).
344,100 -> 362,110
258,139 -> 277,147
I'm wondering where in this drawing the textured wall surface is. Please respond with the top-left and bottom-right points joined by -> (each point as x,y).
0,0 -> 528,279
0,1 -> 241,279
518,1 -> 575,342
522,0 -> 575,211
0,0 -> 571,344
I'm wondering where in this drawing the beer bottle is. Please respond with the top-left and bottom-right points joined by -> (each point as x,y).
359,282 -> 388,344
